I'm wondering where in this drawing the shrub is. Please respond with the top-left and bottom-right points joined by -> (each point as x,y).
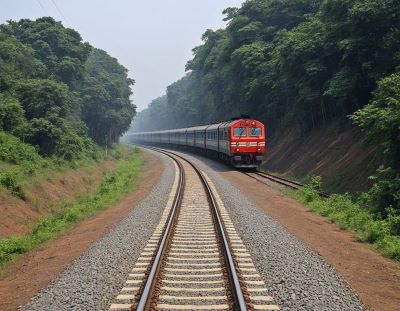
0,131 -> 42,166
290,178 -> 400,260
0,171 -> 24,198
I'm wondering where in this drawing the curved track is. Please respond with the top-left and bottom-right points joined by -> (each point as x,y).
109,147 -> 280,311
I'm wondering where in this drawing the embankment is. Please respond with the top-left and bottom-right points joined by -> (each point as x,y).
264,122 -> 380,193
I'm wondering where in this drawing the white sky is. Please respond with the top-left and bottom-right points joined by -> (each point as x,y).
1,0 -> 244,111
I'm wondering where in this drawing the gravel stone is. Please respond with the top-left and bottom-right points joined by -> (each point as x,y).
169,149 -> 370,311
23,151 -> 174,311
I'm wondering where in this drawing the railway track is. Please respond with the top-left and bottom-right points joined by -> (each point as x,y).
245,170 -> 329,198
109,147 -> 280,311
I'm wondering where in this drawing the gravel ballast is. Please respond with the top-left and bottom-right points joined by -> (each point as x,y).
24,147 -> 369,311
23,151 -> 174,311
170,150 -> 369,311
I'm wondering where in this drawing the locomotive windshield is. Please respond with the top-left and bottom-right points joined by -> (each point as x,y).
249,127 -> 262,137
234,127 -> 246,137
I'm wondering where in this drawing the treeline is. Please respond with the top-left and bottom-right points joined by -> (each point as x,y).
132,0 -> 399,215
0,17 -> 135,161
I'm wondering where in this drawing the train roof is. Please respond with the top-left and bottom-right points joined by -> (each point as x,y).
130,118 -> 262,135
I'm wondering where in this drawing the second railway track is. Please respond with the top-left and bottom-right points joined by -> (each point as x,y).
109,147 -> 280,311
245,170 -> 329,198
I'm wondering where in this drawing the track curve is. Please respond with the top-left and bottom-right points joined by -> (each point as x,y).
109,147 -> 280,311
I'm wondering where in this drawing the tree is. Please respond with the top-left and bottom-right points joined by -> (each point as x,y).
13,79 -> 73,119
0,94 -> 26,136
351,72 -> 400,214
0,17 -> 136,160
1,17 -> 91,86
80,48 -> 136,145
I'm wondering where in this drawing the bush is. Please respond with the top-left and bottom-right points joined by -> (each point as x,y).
290,179 -> 400,260
0,236 -> 32,263
0,131 -> 42,166
388,214 -> 400,236
0,171 -> 24,198
375,236 -> 400,260
0,95 -> 26,136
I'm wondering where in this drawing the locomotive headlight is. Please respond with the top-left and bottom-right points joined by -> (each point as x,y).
236,148 -> 240,152
252,121 -> 256,126
257,148 -> 261,152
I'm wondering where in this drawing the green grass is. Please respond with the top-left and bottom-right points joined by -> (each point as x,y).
0,146 -> 145,267
287,183 -> 400,260
0,131 -> 105,199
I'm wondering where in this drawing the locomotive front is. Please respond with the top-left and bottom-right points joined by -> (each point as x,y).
229,119 -> 265,168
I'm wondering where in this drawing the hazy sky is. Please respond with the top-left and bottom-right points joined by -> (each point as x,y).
1,0 -> 244,111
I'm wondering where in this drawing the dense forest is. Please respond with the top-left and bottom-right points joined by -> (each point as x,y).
0,17 -> 135,161
132,0 -> 399,216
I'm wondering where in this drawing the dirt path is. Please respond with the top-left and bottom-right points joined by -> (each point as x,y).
0,150 -> 163,311
221,170 -> 400,311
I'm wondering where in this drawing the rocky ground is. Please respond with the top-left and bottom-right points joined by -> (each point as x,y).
173,150 -> 369,311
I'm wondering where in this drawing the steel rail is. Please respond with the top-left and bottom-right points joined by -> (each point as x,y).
135,150 -> 185,311
249,171 -> 329,198
136,143 -> 328,198
141,146 -> 248,311
256,171 -> 303,187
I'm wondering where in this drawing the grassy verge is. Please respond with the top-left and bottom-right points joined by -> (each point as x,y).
287,181 -> 400,260
0,131 -> 103,200
0,146 -> 145,267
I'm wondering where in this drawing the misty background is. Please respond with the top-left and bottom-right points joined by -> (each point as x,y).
1,0 -> 244,111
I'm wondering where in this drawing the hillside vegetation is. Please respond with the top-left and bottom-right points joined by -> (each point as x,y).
0,17 -> 136,194
131,0 -> 400,257
0,17 -> 135,160
0,17 -> 141,267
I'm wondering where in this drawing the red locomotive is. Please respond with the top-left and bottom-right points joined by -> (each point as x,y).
130,116 -> 266,168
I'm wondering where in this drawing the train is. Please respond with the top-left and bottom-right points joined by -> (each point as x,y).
129,116 -> 266,168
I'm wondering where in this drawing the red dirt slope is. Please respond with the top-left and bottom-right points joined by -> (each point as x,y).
264,123 -> 380,192
0,161 -> 115,238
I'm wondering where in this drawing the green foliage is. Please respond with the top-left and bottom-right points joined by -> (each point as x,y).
13,79 -> 72,119
290,185 -> 400,260
351,72 -> 400,214
0,148 -> 144,266
80,48 -> 136,146
0,94 -> 26,136
0,17 -> 135,164
0,32 -> 47,91
133,0 -> 399,134
351,74 -> 400,158
0,171 -> 24,198
131,0 -> 399,219
1,17 -> 91,86
0,132 -> 40,196
134,0 -> 400,133
0,131 -> 41,165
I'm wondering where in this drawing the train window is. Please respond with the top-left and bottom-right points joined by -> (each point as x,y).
233,127 -> 247,137
249,127 -> 262,137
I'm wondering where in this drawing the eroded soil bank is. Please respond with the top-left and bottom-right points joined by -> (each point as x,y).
264,123 -> 380,193
0,160 -> 117,238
